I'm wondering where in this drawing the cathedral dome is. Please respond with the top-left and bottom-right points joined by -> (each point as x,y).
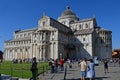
59,6 -> 79,19
61,6 -> 76,16
58,6 -> 79,26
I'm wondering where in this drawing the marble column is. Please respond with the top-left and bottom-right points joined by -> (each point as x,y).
37,46 -> 39,59
4,50 -> 6,60
39,45 -> 41,59
15,49 -> 17,59
28,47 -> 31,58
30,45 -> 33,58
33,44 -> 35,57
13,49 -> 15,59
36,44 -> 37,57
52,43 -> 54,59
25,48 -> 27,58
10,49 -> 12,60
23,48 -> 25,59
41,45 -> 43,60
43,45 -> 45,60
50,43 -> 53,59
8,50 -> 10,60
5,50 -> 7,60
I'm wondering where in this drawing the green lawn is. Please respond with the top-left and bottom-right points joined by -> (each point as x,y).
0,61 -> 50,78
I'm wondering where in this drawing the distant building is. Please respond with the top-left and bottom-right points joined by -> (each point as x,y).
112,49 -> 120,58
4,6 -> 112,60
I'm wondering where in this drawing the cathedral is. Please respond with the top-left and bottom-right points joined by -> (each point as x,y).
4,6 -> 112,60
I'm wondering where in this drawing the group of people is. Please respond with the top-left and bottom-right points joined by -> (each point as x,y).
29,57 -> 111,80
78,58 -> 111,80
30,57 -> 96,80
78,59 -> 95,80
30,57 -> 65,80
49,58 -> 64,73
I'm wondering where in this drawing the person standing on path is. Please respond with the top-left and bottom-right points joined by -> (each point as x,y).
86,59 -> 95,80
78,59 -> 87,80
59,58 -> 64,71
54,59 -> 59,73
104,59 -> 109,74
31,57 -> 38,80
118,59 -> 120,67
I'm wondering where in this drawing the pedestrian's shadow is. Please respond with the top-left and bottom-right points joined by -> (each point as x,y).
68,69 -> 78,71
63,77 -> 109,80
95,77 -> 110,80
109,71 -> 120,73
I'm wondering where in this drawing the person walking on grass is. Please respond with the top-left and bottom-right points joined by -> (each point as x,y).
31,57 -> 38,80
78,58 -> 87,80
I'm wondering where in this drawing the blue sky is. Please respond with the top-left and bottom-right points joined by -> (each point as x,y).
0,0 -> 120,51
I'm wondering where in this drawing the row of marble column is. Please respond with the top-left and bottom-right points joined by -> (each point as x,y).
33,30 -> 56,42
4,42 -> 58,60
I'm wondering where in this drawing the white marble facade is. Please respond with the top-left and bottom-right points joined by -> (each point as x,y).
4,6 -> 112,60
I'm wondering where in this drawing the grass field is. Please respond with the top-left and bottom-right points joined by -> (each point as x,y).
0,61 -> 49,78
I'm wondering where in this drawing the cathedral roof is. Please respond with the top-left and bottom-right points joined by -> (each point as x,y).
5,38 -> 31,42
74,29 -> 94,35
99,28 -> 112,32
70,18 -> 96,24
15,28 -> 38,33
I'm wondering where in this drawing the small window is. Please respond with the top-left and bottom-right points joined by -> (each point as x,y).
43,21 -> 45,26
16,35 -> 18,38
10,50 -> 12,52
20,49 -> 22,52
25,48 -> 27,51
15,49 -> 17,52
34,33 -> 36,37
86,23 -> 88,28
79,24 -> 82,29
20,34 -> 22,37
46,33 -> 48,35
62,21 -> 66,24
83,38 -> 85,41
24,34 -> 26,37
69,20 -> 74,24
101,39 -> 103,44
28,33 -> 30,36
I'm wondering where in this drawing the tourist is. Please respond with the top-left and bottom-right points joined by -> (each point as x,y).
31,57 -> 38,80
104,59 -> 109,74
51,59 -> 55,73
54,59 -> 59,73
59,58 -> 64,71
66,59 -> 72,68
119,59 -> 120,67
78,58 -> 87,80
86,59 -> 95,80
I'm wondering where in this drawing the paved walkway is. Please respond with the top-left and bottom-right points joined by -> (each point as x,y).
1,74 -> 29,80
1,62 -> 120,80
38,62 -> 120,80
